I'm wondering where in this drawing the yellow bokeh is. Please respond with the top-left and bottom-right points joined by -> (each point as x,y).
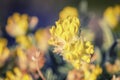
59,6 -> 78,19
16,35 -> 31,49
5,67 -> 32,80
0,38 -> 10,67
103,6 -> 120,28
6,13 -> 29,37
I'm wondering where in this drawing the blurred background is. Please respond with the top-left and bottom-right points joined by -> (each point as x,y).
0,0 -> 120,80
0,0 -> 120,45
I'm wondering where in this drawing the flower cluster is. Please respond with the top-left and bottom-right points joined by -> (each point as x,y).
59,6 -> 78,19
49,16 -> 94,69
66,40 -> 94,69
6,13 -> 39,37
2,13 -> 47,80
83,64 -> 102,80
16,35 -> 32,49
5,67 -> 32,80
67,64 -> 102,80
49,16 -> 80,47
105,59 -> 120,74
6,13 -> 29,37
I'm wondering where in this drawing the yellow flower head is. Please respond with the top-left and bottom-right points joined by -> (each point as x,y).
49,15 -> 94,69
59,6 -> 78,19
81,64 -> 102,80
88,65 -> 102,80
63,39 -> 94,69
16,35 -> 31,49
0,38 -> 7,54
35,28 -> 49,43
35,29 -> 47,42
5,67 -> 32,80
49,16 -> 80,47
6,13 -> 29,37
35,28 -> 49,51
0,38 -> 10,67
114,5 -> 120,16
67,64 -> 102,80
103,6 -> 119,28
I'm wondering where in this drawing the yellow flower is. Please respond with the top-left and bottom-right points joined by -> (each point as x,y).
59,6 -> 78,19
105,59 -> 120,74
35,29 -> 46,42
82,64 -> 102,80
85,41 -> 94,54
6,13 -> 28,37
114,5 -> 120,16
14,67 -> 22,77
81,55 -> 91,63
6,71 -> 16,80
88,65 -> 102,80
16,47 -> 28,70
35,28 -> 49,51
67,64 -> 102,80
0,38 -> 10,67
62,38 -> 94,67
5,67 -> 32,80
49,14 -> 94,69
0,38 -> 7,54
23,74 -> 32,80
72,60 -> 81,70
103,6 -> 119,28
16,35 -> 31,49
49,16 -> 80,47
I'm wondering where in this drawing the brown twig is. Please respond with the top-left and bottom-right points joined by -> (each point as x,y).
36,61 -> 46,80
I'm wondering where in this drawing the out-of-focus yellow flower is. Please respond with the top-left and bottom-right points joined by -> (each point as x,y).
23,74 -> 32,80
105,59 -> 120,74
103,6 -> 119,28
49,16 -> 94,69
16,35 -> 31,49
35,28 -> 49,51
59,6 -> 78,19
88,65 -> 102,80
0,38 -> 7,54
35,29 -> 47,42
67,69 -> 84,80
114,5 -> 120,16
81,63 -> 102,80
5,67 -> 32,80
6,13 -> 28,37
16,47 -> 28,71
0,38 -> 10,67
14,67 -> 22,77
6,71 -> 16,80
67,64 -> 102,80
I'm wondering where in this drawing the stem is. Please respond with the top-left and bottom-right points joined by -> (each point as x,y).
36,60 -> 46,80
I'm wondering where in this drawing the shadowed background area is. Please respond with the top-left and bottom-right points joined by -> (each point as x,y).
0,0 -> 120,27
